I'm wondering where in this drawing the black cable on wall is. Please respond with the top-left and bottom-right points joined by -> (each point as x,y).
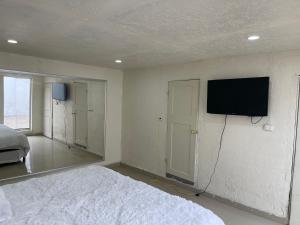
196,115 -> 228,196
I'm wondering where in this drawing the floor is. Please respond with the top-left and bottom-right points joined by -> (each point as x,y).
110,164 -> 284,225
0,136 -> 103,180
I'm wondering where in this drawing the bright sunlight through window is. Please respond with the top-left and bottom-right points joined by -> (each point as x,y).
4,76 -> 31,129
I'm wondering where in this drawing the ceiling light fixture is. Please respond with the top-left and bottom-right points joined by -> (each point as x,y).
247,35 -> 260,41
115,59 -> 122,64
7,39 -> 18,44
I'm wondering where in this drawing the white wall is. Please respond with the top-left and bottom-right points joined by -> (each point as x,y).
31,76 -> 44,134
0,51 -> 123,165
122,50 -> 300,218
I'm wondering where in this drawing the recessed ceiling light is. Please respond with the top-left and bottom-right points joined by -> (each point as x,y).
115,59 -> 122,64
7,39 -> 18,44
247,35 -> 260,41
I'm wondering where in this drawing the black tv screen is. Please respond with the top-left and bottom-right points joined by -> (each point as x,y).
52,83 -> 67,101
207,77 -> 269,116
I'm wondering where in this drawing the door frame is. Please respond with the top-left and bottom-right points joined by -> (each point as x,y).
43,82 -> 53,138
165,79 -> 201,184
71,80 -> 107,159
72,81 -> 88,148
86,80 -> 106,157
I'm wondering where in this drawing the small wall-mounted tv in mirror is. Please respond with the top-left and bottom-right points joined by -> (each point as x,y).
52,83 -> 67,101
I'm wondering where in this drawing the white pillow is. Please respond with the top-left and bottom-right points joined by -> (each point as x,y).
0,188 -> 12,222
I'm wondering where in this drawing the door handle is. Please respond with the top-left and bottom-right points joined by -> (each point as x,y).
191,130 -> 198,134
88,109 -> 94,112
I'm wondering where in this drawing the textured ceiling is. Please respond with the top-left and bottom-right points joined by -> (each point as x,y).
0,0 -> 300,69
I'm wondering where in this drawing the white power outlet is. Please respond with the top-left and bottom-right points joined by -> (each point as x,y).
263,124 -> 274,132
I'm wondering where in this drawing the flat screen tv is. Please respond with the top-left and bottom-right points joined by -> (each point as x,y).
207,77 -> 269,116
52,83 -> 67,101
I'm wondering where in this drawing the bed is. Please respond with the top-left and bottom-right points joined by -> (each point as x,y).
0,165 -> 224,225
0,124 -> 30,164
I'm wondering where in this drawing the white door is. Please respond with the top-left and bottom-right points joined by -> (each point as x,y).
166,80 -> 199,183
73,82 -> 88,147
43,83 -> 52,138
87,81 -> 106,157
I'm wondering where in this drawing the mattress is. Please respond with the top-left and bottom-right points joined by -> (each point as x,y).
0,150 -> 26,164
0,124 -> 30,152
0,124 -> 30,164
0,165 -> 224,225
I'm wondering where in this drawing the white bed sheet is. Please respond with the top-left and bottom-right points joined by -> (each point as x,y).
0,165 -> 225,225
0,124 -> 30,163
0,124 -> 30,152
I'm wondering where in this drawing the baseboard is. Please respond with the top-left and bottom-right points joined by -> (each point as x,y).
25,132 -> 43,136
120,162 -> 163,178
105,162 -> 121,168
52,137 -> 74,148
166,173 -> 194,185
120,162 -> 288,225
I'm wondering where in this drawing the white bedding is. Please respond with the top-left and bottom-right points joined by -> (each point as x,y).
0,124 -> 30,163
0,189 -> 12,223
0,124 -> 30,152
0,165 -> 224,225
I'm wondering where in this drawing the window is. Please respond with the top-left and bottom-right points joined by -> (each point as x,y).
4,76 -> 31,129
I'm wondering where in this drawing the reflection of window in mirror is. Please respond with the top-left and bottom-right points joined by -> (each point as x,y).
4,76 -> 31,130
